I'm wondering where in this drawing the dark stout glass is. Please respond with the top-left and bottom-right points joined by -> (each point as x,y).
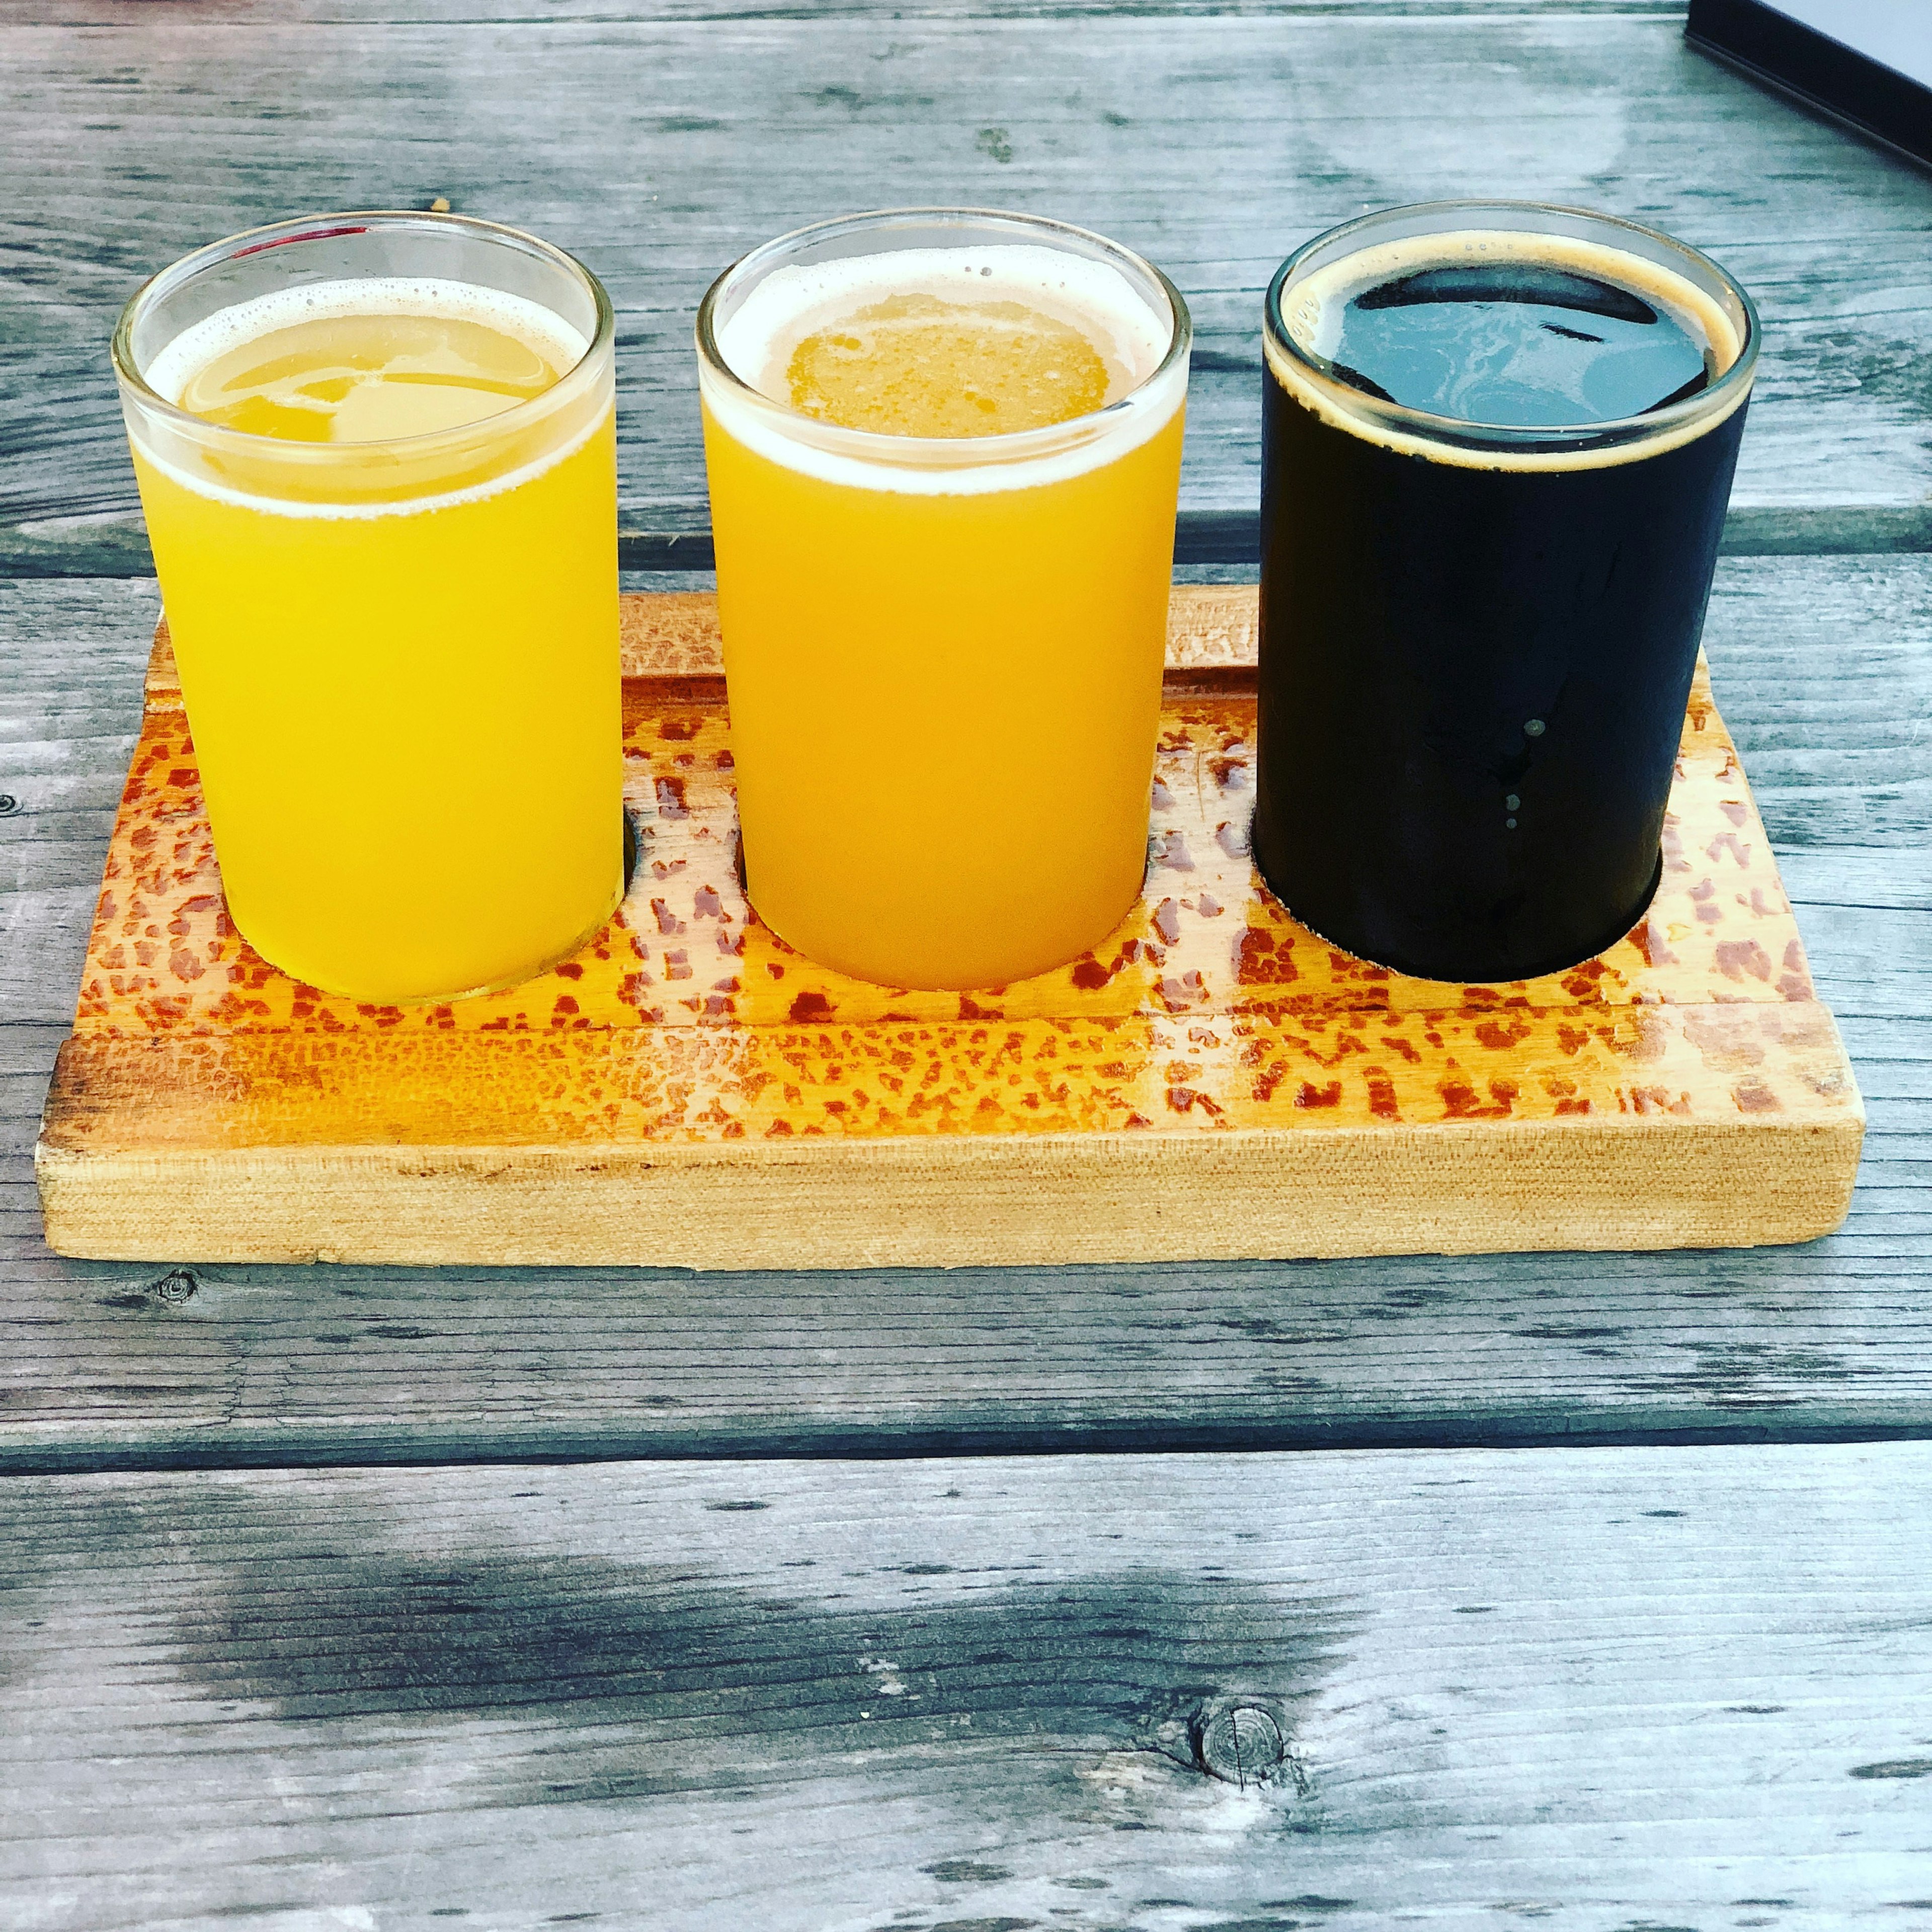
1256,204 -> 1759,983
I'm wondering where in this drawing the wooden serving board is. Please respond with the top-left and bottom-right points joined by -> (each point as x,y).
35,588 -> 1862,1269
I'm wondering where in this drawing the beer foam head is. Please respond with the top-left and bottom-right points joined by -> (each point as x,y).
704,244 -> 1185,496
1268,229 -> 1751,472
718,245 -> 1169,403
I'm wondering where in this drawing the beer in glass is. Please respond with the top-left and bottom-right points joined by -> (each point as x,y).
697,209 -> 1191,991
1256,201 -> 1758,983
114,212 -> 621,1002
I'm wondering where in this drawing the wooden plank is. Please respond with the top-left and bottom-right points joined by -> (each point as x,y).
3,1005 -> 1926,1468
3,1443 -> 1930,1927
10,0 -> 1701,21
3,6 -> 1930,578
32,586 -> 1863,1268
1,565 -> 1922,1465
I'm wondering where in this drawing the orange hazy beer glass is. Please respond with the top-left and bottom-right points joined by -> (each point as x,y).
697,209 -> 1191,991
114,212 -> 621,1003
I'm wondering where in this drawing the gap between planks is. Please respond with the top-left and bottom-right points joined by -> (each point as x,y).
6,504 -> 1932,582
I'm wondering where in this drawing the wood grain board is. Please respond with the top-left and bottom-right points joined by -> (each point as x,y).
6,1443 -> 1931,1930
34,586 -> 1862,1268
5,2 -> 1931,576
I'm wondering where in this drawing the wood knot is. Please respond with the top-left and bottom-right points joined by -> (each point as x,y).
147,1267 -> 199,1306
1192,1701 -> 1286,1787
0,794 -> 19,816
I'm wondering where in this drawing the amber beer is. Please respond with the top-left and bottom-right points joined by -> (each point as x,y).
697,210 -> 1191,991
1256,203 -> 1759,984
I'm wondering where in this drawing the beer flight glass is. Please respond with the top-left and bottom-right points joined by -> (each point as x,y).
697,209 -> 1191,991
1255,201 -> 1759,984
114,212 -> 621,1003
114,198 -> 1752,1015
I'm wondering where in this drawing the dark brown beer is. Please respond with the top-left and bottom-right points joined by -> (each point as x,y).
1255,205 -> 1758,983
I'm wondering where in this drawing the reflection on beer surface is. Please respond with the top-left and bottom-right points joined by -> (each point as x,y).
1327,262 -> 1713,425
1257,223 -> 1753,984
154,279 -> 584,445
1276,230 -> 1743,463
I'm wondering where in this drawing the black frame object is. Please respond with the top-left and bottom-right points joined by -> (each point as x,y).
1686,0 -> 1932,170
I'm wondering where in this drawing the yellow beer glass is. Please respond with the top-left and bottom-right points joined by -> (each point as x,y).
113,213 -> 621,1002
697,209 -> 1191,991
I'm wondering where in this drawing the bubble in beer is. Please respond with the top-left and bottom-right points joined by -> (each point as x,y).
783,291 -> 1120,437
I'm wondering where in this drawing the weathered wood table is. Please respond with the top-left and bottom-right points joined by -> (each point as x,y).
3,1 -> 1929,1924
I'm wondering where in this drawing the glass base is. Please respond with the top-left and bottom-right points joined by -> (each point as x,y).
1255,850 -> 1665,987
745,867 -> 1147,995
232,811 -> 633,1006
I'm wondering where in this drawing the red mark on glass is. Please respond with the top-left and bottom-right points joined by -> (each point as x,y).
231,225 -> 369,258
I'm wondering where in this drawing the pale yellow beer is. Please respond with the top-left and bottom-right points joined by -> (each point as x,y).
115,215 -> 620,1003
698,213 -> 1190,992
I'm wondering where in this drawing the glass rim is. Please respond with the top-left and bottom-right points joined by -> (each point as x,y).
1264,198 -> 1761,451
111,209 -> 616,459
694,205 -> 1193,464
